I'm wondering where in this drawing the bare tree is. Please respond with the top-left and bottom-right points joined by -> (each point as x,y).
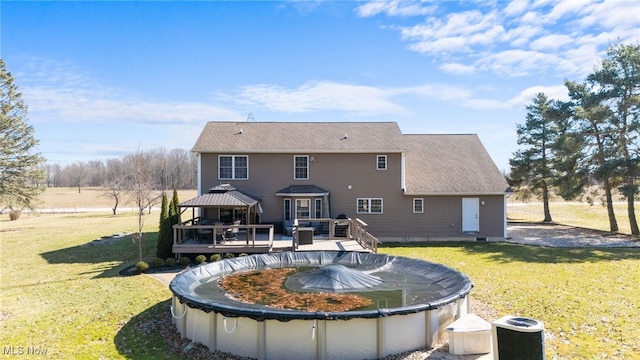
101,158 -> 126,215
125,149 -> 160,262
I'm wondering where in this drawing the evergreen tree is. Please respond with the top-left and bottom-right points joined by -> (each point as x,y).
587,43 -> 639,235
565,80 -> 620,232
510,93 -> 561,222
0,59 -> 46,215
156,192 -> 172,259
171,188 -> 180,224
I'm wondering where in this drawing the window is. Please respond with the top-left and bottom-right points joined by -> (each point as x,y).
284,199 -> 291,221
315,198 -> 323,218
357,198 -> 383,214
377,155 -> 387,170
294,156 -> 309,180
219,155 -> 248,180
296,199 -> 310,219
413,198 -> 424,213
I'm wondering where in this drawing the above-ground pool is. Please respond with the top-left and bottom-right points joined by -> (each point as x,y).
169,251 -> 473,360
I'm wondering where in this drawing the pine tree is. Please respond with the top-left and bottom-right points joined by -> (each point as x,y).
587,43 -> 639,235
0,59 -> 46,216
510,93 -> 560,222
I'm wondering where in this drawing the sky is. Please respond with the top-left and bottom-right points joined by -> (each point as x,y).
2,0 -> 639,171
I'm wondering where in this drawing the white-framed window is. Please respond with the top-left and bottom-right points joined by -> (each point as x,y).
296,199 -> 310,219
284,199 -> 291,221
357,198 -> 383,214
219,155 -> 248,180
315,198 -> 323,218
294,155 -> 309,180
413,198 -> 424,213
377,155 -> 387,170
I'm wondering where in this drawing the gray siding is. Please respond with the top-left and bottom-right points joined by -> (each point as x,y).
200,152 -> 506,240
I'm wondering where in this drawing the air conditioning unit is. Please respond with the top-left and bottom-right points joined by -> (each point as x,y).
492,316 -> 544,360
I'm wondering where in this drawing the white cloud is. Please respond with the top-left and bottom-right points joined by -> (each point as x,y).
25,86 -> 239,124
355,0 -> 435,17
236,81 -> 407,115
18,59 -> 239,125
362,0 -> 640,79
439,63 -> 476,75
529,34 -> 574,51
503,0 -> 530,17
507,85 -> 570,107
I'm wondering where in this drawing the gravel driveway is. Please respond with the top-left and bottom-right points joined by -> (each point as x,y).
506,222 -> 639,247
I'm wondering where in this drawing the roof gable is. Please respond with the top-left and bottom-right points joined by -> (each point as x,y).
404,134 -> 509,195
192,121 -> 407,153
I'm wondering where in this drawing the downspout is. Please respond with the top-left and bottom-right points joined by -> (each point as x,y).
401,152 -> 406,191
197,152 -> 202,195
503,194 -> 508,239
197,153 -> 202,218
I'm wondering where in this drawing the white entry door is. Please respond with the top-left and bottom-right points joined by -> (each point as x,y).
462,198 -> 479,233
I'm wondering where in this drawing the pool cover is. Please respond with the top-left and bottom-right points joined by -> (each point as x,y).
169,251 -> 473,321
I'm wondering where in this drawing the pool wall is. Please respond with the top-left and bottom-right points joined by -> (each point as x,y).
171,294 -> 469,360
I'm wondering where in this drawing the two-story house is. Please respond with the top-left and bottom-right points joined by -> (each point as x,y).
188,121 -> 510,242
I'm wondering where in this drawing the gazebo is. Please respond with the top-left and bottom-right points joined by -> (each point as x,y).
178,184 -> 261,225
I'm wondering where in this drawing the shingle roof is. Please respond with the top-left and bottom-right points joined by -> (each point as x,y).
404,134 -> 509,195
192,121 -> 407,153
178,184 -> 260,207
275,185 -> 330,196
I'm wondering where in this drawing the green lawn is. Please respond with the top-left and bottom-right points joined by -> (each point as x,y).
1,211 -> 639,359
0,212 -> 183,359
380,243 -> 640,359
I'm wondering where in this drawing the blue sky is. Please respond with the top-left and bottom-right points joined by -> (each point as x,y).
2,0 -> 639,171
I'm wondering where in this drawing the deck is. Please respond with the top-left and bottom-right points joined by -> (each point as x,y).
172,218 -> 379,257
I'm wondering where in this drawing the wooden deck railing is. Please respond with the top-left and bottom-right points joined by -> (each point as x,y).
172,218 -> 275,256
351,218 -> 380,253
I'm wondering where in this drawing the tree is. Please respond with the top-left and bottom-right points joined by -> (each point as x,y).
510,93 -> 561,222
587,43 -> 639,235
171,188 -> 180,224
156,192 -> 173,259
127,149 -> 160,262
565,80 -> 621,232
0,59 -> 46,216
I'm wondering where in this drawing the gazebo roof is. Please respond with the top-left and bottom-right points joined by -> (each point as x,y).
178,184 -> 260,207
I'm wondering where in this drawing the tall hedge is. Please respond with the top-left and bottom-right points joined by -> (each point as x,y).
156,192 -> 172,259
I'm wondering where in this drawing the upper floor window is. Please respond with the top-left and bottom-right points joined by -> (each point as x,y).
357,198 -> 383,214
377,155 -> 387,170
413,198 -> 424,213
294,155 -> 309,180
219,155 -> 248,180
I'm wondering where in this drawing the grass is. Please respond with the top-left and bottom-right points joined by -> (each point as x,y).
508,199 -> 638,235
35,187 -> 197,212
0,212 -> 182,359
1,188 -> 638,359
380,243 -> 640,359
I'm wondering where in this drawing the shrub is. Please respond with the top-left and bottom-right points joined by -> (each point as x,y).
178,256 -> 190,266
135,261 -> 149,273
152,257 -> 164,268
195,255 -> 207,264
165,257 -> 176,267
9,209 -> 21,221
210,254 -> 222,262
239,253 -> 248,257
224,253 -> 235,259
